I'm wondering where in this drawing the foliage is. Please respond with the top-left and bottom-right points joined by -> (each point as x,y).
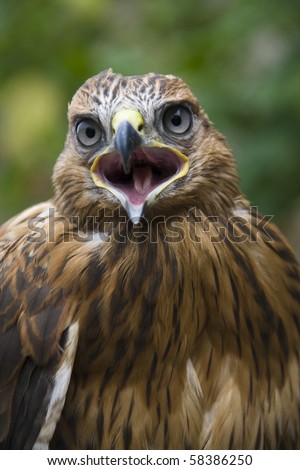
0,0 -> 299,252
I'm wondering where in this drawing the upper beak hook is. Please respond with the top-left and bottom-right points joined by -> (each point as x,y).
114,121 -> 143,174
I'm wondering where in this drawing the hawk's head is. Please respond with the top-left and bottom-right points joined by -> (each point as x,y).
53,69 -> 239,226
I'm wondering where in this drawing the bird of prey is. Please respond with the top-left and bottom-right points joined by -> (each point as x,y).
0,69 -> 300,450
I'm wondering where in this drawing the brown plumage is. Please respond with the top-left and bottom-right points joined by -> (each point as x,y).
0,69 -> 300,449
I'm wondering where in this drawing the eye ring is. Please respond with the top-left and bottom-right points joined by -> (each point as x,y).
162,104 -> 193,135
76,119 -> 102,146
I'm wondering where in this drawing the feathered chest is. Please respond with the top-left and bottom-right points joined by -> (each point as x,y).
71,235 -> 205,377
50,235 -> 205,449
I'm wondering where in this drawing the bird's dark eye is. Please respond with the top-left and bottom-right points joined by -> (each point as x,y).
76,120 -> 102,146
162,105 -> 193,134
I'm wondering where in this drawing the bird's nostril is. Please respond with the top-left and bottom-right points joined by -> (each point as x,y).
138,123 -> 144,132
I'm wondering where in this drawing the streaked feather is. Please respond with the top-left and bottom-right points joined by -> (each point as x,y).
0,70 -> 299,449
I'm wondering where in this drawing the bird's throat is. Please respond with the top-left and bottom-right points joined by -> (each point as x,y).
132,166 -> 153,196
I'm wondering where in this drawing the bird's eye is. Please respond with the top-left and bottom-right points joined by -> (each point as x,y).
162,105 -> 193,134
76,120 -> 102,146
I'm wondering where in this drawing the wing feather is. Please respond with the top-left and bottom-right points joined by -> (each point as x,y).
0,202 -> 78,449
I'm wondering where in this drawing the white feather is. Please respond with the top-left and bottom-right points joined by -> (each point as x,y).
33,321 -> 78,449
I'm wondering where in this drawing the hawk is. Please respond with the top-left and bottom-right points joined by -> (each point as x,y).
0,69 -> 299,449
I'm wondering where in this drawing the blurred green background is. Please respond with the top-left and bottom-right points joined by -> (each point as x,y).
0,0 -> 299,255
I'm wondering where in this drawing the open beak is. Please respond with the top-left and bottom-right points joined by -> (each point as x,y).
91,109 -> 189,223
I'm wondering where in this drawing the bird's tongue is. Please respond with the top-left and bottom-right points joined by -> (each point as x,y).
132,166 -> 153,196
